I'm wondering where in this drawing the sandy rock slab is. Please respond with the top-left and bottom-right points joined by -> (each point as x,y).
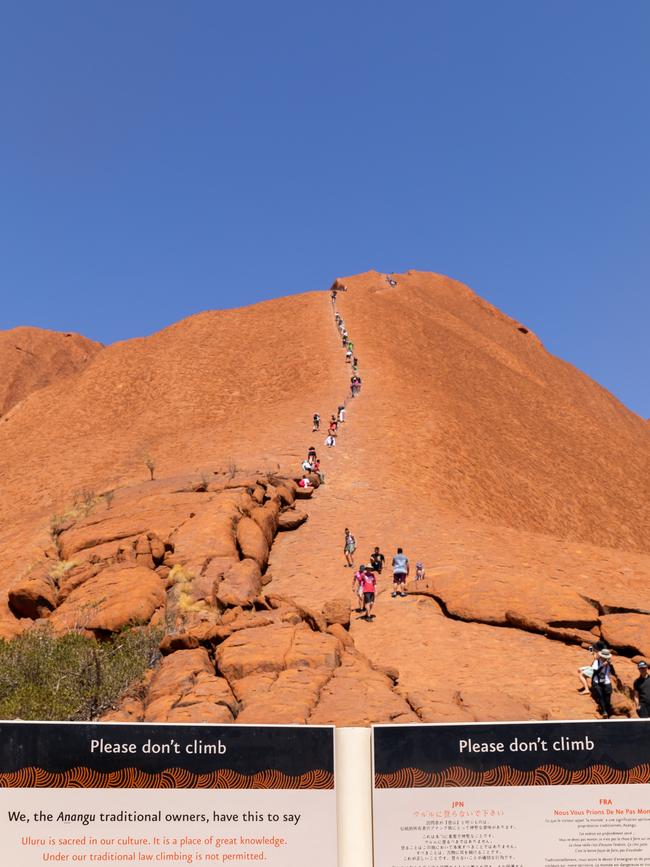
309,651 -> 417,725
49,564 -> 166,634
216,623 -> 340,722
144,648 -> 237,723
600,613 -> 650,657
414,572 -> 599,630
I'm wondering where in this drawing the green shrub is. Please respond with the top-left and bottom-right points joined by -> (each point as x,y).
0,625 -> 161,721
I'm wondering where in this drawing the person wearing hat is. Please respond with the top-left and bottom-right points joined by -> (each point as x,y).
590,648 -> 618,718
633,662 -> 650,718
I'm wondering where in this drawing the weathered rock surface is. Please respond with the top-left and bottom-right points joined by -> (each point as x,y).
144,648 -> 237,723
215,559 -> 263,608
0,326 -> 102,418
278,508 -> 308,531
236,517 -> 270,570
1,271 -> 649,725
49,564 -> 166,634
600,613 -> 650,657
8,569 -> 57,619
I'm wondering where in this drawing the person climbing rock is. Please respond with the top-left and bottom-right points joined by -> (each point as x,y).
360,566 -> 377,621
325,433 -> 336,448
634,661 -> 650,718
307,445 -> 318,463
312,412 -> 320,432
331,288 -> 337,304
352,564 -> 366,612
370,546 -> 385,574
352,356 -> 359,372
338,405 -> 346,424
301,458 -> 313,473
415,562 -> 425,582
312,458 -> 324,484
590,648 -> 619,718
298,474 -> 312,489
345,348 -> 352,363
391,547 -> 409,597
344,528 -> 356,567
577,645 -> 599,695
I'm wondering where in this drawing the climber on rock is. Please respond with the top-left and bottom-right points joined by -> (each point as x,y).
360,566 -> 377,621
634,661 -> 650,718
391,547 -> 409,597
370,546 -> 385,574
577,644 -> 600,695
352,564 -> 366,612
344,528 -> 356,567
590,648 -> 620,718
312,412 -> 320,432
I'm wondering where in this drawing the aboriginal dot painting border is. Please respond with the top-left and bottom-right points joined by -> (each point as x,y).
0,767 -> 333,790
375,763 -> 650,788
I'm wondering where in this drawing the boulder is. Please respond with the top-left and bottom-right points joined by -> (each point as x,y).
171,509 -> 238,564
8,570 -> 57,619
49,564 -> 166,634
322,597 -> 351,628
215,559 -> 263,608
278,509 -> 308,531
134,535 -> 155,569
250,501 -> 279,546
273,483 -> 295,507
236,517 -> 269,570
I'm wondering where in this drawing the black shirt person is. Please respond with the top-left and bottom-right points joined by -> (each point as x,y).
634,661 -> 650,718
370,546 -> 385,574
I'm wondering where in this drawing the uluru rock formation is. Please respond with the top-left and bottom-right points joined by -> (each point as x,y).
1,270 -> 649,724
0,326 -> 102,419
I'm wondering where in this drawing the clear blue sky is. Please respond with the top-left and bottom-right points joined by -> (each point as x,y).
1,1 -> 648,416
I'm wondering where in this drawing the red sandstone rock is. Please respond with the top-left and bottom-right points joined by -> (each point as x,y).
8,569 -> 57,619
144,648 -> 237,723
600,613 -> 650,657
215,559 -> 263,608
277,508 -> 308,531
236,517 -> 269,570
49,564 -> 166,633
1,271 -> 649,726
0,326 -> 101,418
